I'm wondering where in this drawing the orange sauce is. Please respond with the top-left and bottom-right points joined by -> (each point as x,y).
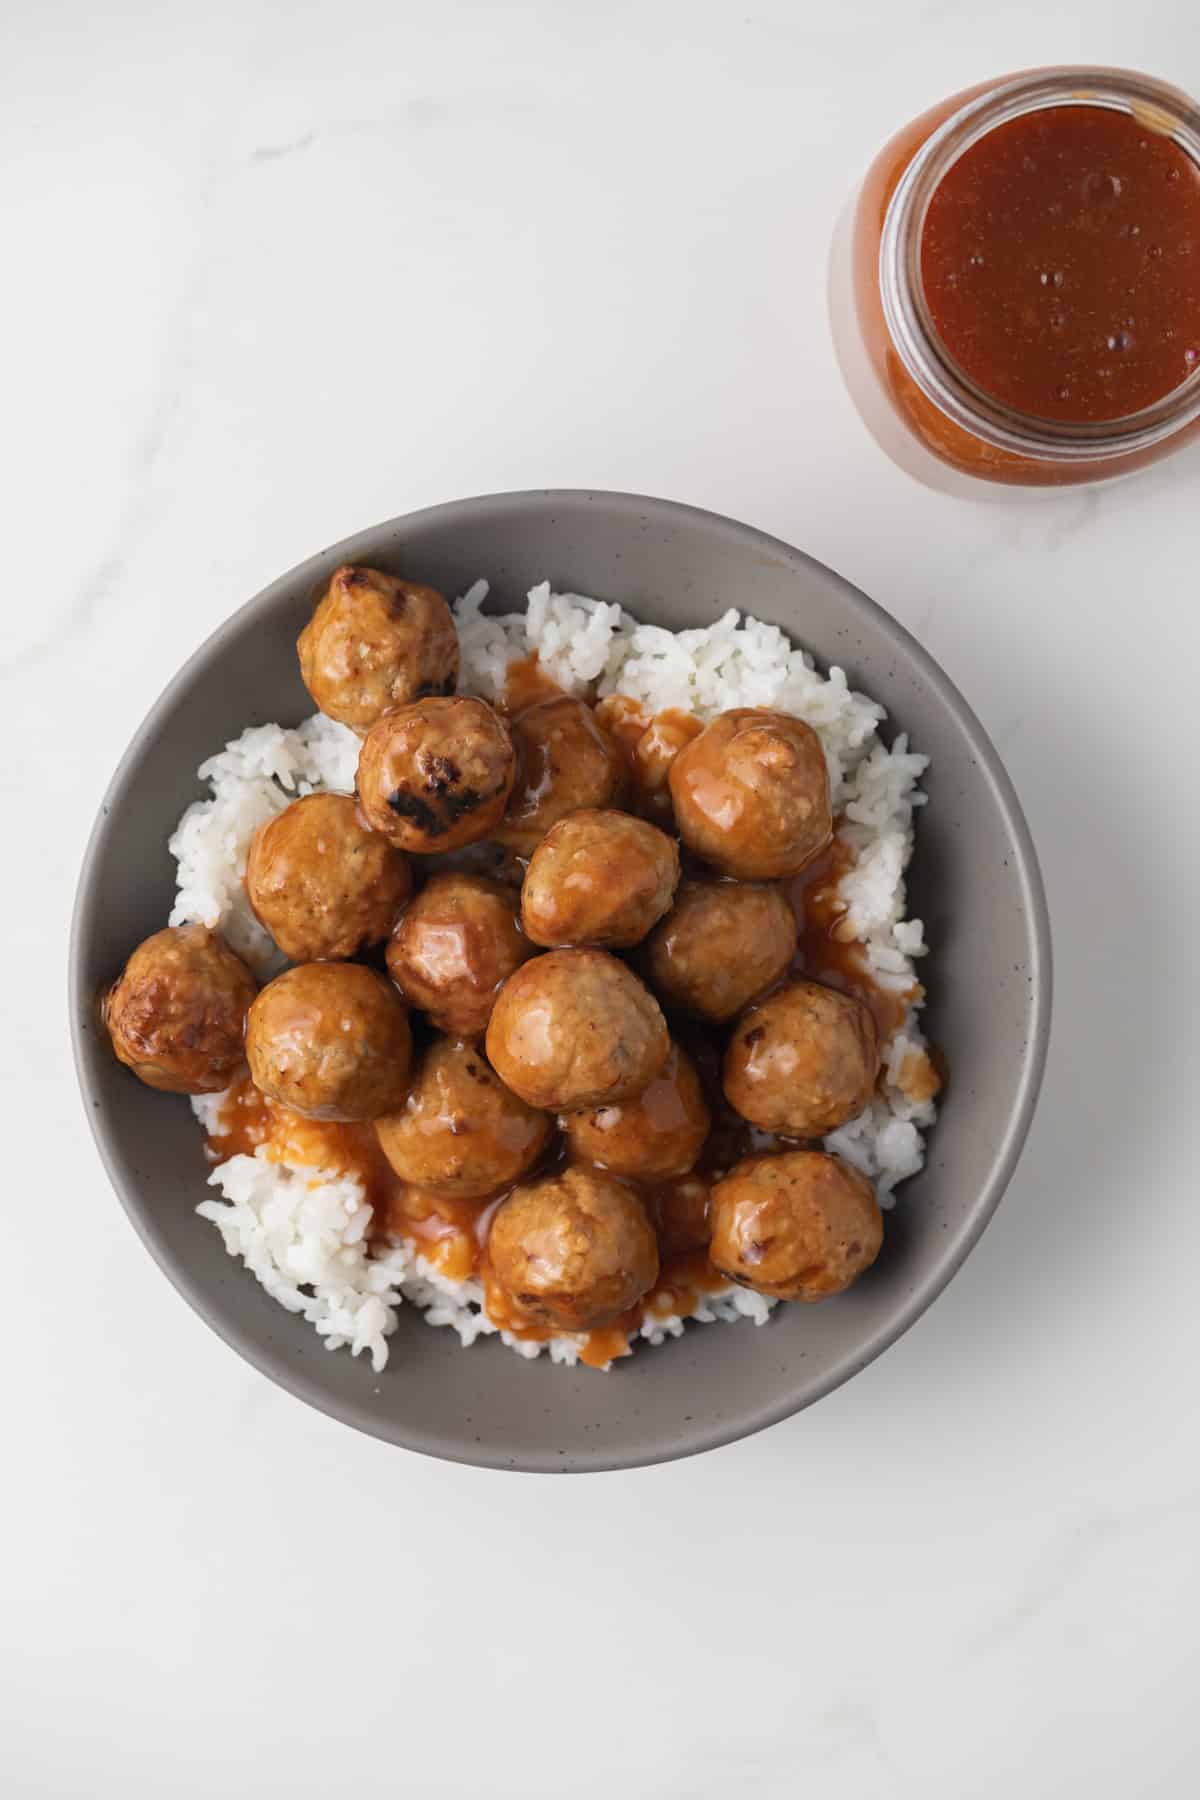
789,833 -> 919,1047
207,1075 -> 396,1209
479,1249 -> 721,1369
498,653 -> 566,716
641,1249 -> 726,1320
593,693 -> 650,759
376,1186 -> 491,1282
205,1078 -> 659,1366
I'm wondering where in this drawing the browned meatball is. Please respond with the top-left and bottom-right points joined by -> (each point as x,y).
709,1150 -> 882,1300
104,924 -> 257,1095
357,697 -> 516,853
485,943 -> 672,1108
521,809 -> 680,949
375,1038 -> 551,1200
644,878 -> 798,1021
648,1174 -> 712,1260
486,949 -> 669,1111
245,963 -> 411,1121
385,873 -> 533,1036
563,1043 -> 709,1180
594,698 -> 706,825
669,707 -> 832,879
244,793 -> 412,962
723,979 -> 879,1136
495,697 -> 625,853
486,1165 -> 659,1331
297,564 -> 458,734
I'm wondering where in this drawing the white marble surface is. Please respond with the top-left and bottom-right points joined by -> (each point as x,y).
5,2 -> 1200,1794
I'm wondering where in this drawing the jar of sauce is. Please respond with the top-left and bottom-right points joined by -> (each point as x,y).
831,68 -> 1200,490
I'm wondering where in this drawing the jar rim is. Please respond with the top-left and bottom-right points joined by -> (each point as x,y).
879,66 -> 1200,461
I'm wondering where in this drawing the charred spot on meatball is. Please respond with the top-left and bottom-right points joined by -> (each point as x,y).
357,696 -> 517,853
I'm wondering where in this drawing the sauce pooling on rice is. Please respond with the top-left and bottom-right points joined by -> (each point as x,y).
204,1072 -> 730,1369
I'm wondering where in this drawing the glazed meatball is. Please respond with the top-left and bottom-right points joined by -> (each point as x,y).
385,873 -> 534,1037
709,1150 -> 883,1300
357,697 -> 516,853
723,979 -> 879,1136
486,949 -> 669,1111
644,878 -> 798,1021
495,697 -> 625,853
486,1165 -> 659,1331
594,698 -> 707,825
297,564 -> 458,734
245,963 -> 411,1121
244,793 -> 412,962
564,1043 -> 709,1180
104,924 -> 257,1095
521,809 -> 680,949
669,707 -> 832,879
375,1037 -> 551,1200
649,1174 -> 712,1260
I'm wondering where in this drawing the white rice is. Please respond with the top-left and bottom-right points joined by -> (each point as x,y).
178,580 -> 936,1372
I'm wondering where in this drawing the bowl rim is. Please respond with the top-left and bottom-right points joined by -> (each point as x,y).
69,488 -> 1053,1471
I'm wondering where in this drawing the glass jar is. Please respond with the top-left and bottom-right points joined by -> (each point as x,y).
830,67 -> 1200,492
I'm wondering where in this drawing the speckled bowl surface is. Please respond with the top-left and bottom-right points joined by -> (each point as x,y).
70,490 -> 1051,1472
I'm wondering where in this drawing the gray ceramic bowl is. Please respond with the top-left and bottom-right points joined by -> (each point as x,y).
70,491 -> 1051,1472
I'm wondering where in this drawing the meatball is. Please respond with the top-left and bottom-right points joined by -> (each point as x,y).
563,1043 -> 709,1180
486,1165 -> 659,1331
297,564 -> 458,734
709,1150 -> 883,1300
375,1037 -> 551,1200
244,793 -> 412,962
668,707 -> 832,879
723,979 -> 879,1136
486,949 -> 669,1112
385,872 -> 533,1036
629,709 -> 705,823
104,924 -> 257,1095
357,696 -> 516,853
594,698 -> 706,825
245,963 -> 411,1121
495,697 -> 625,853
644,878 -> 798,1021
521,809 -> 680,949
649,1174 -> 712,1260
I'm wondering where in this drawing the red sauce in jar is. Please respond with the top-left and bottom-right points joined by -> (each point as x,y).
921,105 -> 1200,422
